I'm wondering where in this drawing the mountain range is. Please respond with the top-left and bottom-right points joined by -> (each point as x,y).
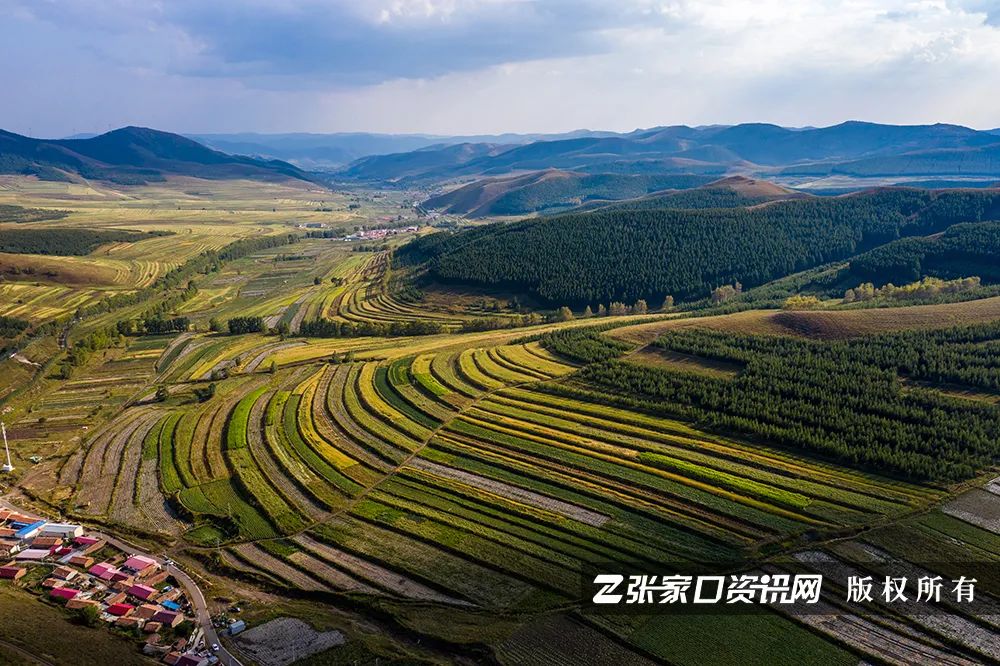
188,129 -> 617,169
0,127 -> 310,185
337,122 -> 1000,185
4,122 -> 1000,191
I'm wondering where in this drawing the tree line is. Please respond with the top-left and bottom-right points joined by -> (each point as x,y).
0,228 -> 169,256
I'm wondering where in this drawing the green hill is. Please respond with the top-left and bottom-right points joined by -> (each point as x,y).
422,170 -> 716,216
849,219 -> 1000,285
398,189 -> 1000,305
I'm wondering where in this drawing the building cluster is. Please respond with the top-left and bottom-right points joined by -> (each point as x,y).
0,509 -> 217,666
343,225 -> 419,241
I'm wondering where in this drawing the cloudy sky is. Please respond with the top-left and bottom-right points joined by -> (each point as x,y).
2,0 -> 999,137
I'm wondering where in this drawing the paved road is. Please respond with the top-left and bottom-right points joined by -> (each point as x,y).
0,498 -> 244,666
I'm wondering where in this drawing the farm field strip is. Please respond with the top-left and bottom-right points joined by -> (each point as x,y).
378,359 -> 454,425
225,385 -> 311,535
312,367 -> 394,473
284,385 -> 369,495
382,472 -> 655,565
73,407 -> 157,516
107,411 -> 164,527
246,388 -> 332,522
424,434 -> 746,560
448,411 -> 815,535
291,534 -> 466,603
228,543 -> 329,591
474,394 -> 893,521
406,458 -> 610,527
501,385 -> 933,506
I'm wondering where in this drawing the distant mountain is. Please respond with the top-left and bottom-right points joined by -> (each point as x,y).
189,129 -> 618,168
782,144 -> 1000,177
338,122 -> 1000,184
340,143 -> 516,181
422,170 -> 717,217
0,127 -> 311,185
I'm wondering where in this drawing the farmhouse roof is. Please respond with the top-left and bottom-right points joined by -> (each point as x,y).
128,583 -> 157,600
0,565 -> 25,579
50,587 -> 79,601
123,554 -> 158,571
106,602 -> 134,616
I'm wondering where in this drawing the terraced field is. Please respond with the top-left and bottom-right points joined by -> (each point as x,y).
0,282 -> 109,325
4,182 -> 998,665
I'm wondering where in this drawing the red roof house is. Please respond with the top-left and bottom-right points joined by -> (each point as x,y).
123,555 -> 158,572
127,584 -> 157,600
50,587 -> 79,601
89,562 -> 120,581
106,602 -> 134,617
0,565 -> 26,580
69,555 -> 94,568
151,609 -> 183,627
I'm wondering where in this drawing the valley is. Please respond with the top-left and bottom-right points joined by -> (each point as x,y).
1,160 -> 999,665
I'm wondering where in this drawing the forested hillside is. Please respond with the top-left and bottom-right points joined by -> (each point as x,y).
848,220 -> 1000,285
399,189 -> 1000,305
557,324 -> 1000,481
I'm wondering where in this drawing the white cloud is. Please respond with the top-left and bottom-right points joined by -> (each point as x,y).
0,0 -> 998,135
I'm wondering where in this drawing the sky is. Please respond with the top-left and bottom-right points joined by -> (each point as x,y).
1,0 -> 999,137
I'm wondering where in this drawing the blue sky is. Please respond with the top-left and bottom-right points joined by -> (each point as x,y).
1,0 -> 999,136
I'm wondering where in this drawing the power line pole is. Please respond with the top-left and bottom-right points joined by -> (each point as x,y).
1,421 -> 14,472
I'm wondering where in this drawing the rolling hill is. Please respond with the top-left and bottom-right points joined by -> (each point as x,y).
338,142 -> 515,182
584,176 -> 807,213
339,121 -> 1000,184
398,188 -> 1000,305
0,126 -> 312,184
422,170 -> 718,217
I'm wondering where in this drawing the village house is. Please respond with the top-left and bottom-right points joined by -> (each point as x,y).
39,523 -> 83,539
50,587 -> 78,602
175,651 -> 208,666
136,603 -> 160,619
0,564 -> 26,580
128,583 -> 157,601
68,554 -> 94,568
14,548 -> 50,562
51,565 -> 77,581
106,602 -> 134,617
30,536 -> 62,550
117,615 -> 145,630
66,597 -> 100,611
151,608 -> 184,628
123,554 -> 158,575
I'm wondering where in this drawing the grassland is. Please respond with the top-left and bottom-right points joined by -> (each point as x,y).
611,295 -> 1000,344
0,585 -> 146,666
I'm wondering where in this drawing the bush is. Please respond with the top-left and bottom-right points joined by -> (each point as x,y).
228,316 -> 264,335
